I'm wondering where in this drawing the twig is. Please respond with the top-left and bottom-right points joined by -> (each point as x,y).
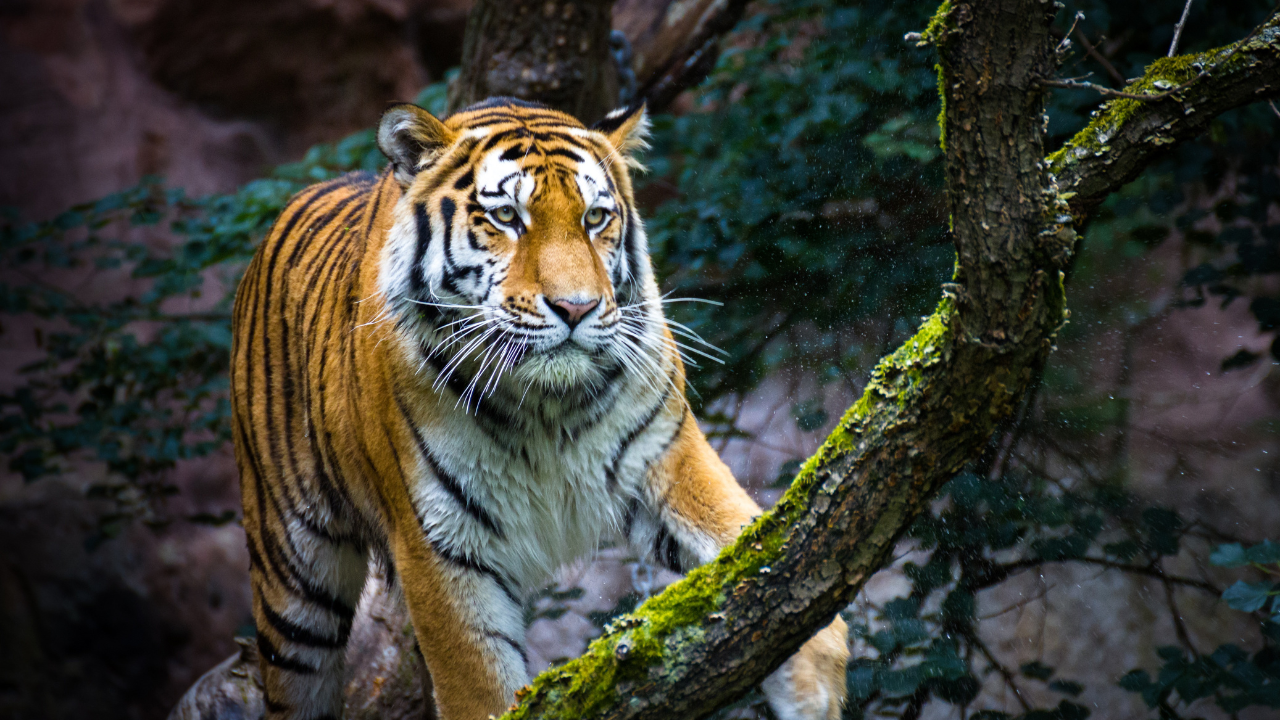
1162,577 -> 1201,660
978,580 -> 1056,620
1074,27 -> 1126,85
1045,5 -> 1276,101
996,556 -> 1221,595
1169,0 -> 1197,57
1270,100 -> 1280,119
1057,11 -> 1085,54
967,633 -> 1032,713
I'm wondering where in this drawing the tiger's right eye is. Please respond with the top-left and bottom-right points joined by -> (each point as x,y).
492,206 -> 517,225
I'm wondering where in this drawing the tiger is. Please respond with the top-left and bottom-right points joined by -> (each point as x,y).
230,96 -> 850,720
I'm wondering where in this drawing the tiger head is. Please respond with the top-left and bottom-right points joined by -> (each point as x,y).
376,98 -> 662,398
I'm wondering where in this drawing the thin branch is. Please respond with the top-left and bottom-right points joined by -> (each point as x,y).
1045,5 -> 1276,101
996,556 -> 1221,595
1162,577 -> 1201,660
1169,0 -> 1197,57
1056,12 -> 1085,55
1074,27 -> 1126,85
966,632 -> 1032,713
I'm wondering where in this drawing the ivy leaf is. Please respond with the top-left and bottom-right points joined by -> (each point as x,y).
1049,680 -> 1084,697
1222,581 -> 1274,613
1245,539 -> 1280,565
1020,660 -> 1055,680
1211,542 -> 1250,567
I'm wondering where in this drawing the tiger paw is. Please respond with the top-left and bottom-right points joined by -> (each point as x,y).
759,616 -> 850,720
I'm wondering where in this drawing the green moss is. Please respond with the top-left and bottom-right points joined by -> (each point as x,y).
1047,28 -> 1272,176
921,1 -> 954,45
922,2 -> 954,152
935,64 -> 948,152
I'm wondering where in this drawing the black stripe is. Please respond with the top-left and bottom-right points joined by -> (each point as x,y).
432,540 -> 521,607
434,137 -> 481,182
379,414 -> 517,611
422,350 -> 519,441
409,201 -> 433,297
542,147 -> 584,161
363,170 -> 390,238
499,144 -> 527,161
623,208 -> 640,287
480,129 -> 528,154
393,393 -> 506,538
284,181 -> 365,268
654,525 -> 684,573
256,631 -> 318,674
605,370 -> 677,487
454,168 -> 474,190
300,239 -> 361,527
263,695 -> 289,714
622,497 -> 640,539
260,600 -> 349,649
263,523 -> 356,622
487,631 -> 528,664
439,196 -> 479,297
592,105 -> 641,134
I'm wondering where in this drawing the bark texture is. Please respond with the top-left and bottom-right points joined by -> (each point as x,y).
620,0 -> 752,112
447,0 -> 618,120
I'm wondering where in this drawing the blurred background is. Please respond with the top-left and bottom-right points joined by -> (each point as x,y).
1,1 -> 1278,718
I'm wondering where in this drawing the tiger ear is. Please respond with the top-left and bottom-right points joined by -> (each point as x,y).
592,103 -> 649,168
377,104 -> 456,186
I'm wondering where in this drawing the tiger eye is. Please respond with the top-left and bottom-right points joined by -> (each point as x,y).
493,206 -> 517,224
585,207 -> 606,226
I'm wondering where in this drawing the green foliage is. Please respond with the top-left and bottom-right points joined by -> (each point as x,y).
643,0 -> 953,407
1118,540 -> 1280,714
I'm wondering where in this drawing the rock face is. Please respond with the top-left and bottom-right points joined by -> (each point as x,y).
0,0 -> 470,220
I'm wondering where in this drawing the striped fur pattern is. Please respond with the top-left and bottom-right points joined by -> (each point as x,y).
230,97 -> 849,720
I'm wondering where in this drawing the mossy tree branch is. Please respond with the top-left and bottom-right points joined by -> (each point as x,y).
496,5 -> 1280,720
1050,12 -> 1280,219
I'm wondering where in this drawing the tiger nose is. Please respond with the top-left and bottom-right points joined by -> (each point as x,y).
548,298 -> 599,329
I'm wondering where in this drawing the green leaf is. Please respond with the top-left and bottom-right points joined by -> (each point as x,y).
1048,680 -> 1084,697
1245,539 -> 1280,565
1211,543 -> 1250,567
1021,660 -> 1055,681
1222,581 -> 1275,613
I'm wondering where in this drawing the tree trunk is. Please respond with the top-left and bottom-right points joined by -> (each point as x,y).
170,5 -> 1280,719
448,0 -> 619,120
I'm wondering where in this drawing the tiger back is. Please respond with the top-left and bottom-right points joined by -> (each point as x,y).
230,98 -> 849,720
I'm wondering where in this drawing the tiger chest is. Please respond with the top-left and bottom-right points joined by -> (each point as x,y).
410,401 -> 679,593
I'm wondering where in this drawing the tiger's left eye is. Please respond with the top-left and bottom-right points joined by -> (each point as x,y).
584,207 -> 607,227
492,206 -> 517,225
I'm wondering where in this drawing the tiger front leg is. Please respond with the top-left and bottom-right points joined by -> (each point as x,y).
390,526 -> 530,720
241,505 -> 369,720
630,411 -> 850,720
